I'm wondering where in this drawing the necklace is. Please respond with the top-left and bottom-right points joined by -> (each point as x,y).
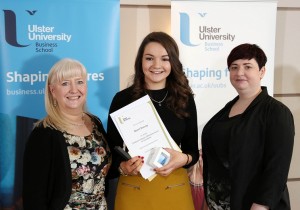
69,113 -> 85,126
70,121 -> 85,126
148,91 -> 168,106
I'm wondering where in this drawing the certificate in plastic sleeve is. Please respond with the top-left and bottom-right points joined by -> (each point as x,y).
110,95 -> 181,180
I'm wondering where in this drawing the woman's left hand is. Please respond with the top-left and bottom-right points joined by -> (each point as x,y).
154,148 -> 188,176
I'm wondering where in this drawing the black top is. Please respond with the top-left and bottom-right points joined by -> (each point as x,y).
202,87 -> 295,210
106,86 -> 199,179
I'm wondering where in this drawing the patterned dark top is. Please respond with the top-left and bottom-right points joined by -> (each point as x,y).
64,123 -> 111,210
206,112 -> 241,210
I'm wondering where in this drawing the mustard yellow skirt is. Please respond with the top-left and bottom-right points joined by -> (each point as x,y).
114,168 -> 194,210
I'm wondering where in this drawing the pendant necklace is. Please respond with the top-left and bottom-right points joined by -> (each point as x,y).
148,91 -> 168,106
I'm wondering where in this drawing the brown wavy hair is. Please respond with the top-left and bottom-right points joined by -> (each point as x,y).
131,31 -> 193,119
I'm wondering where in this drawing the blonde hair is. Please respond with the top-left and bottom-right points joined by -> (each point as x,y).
40,58 -> 88,130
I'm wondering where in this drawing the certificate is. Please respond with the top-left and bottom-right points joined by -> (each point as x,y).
110,95 -> 181,180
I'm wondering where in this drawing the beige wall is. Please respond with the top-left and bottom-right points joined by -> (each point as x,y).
120,1 -> 300,209
274,7 -> 300,209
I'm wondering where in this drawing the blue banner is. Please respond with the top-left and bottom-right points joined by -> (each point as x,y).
0,0 -> 120,208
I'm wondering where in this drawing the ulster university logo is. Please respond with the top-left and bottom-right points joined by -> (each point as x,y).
2,10 -> 32,47
179,12 -> 204,47
179,12 -> 235,47
2,9 -> 72,53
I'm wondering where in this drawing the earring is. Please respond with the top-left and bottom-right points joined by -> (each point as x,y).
53,100 -> 57,107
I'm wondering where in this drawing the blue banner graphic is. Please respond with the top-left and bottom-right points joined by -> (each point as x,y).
0,0 -> 120,208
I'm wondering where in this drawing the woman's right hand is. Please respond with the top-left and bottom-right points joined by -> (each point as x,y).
119,156 -> 144,176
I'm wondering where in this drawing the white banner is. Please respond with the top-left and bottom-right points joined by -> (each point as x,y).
171,0 -> 277,146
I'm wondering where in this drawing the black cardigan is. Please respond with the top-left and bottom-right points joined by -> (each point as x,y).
106,87 -> 199,179
202,87 -> 295,210
22,114 -> 107,210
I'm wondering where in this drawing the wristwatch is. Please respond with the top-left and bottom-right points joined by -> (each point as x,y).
118,166 -> 128,176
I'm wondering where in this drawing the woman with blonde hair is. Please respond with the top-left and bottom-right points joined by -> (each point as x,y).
23,58 -> 111,210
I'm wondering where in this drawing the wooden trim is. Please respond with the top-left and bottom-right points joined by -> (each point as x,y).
120,0 -> 300,8
273,93 -> 300,97
288,178 -> 300,182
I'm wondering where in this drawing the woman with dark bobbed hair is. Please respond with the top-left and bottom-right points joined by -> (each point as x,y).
202,43 -> 294,210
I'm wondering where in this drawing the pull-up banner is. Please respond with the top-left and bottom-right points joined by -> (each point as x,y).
171,0 -> 277,144
0,0 -> 120,208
